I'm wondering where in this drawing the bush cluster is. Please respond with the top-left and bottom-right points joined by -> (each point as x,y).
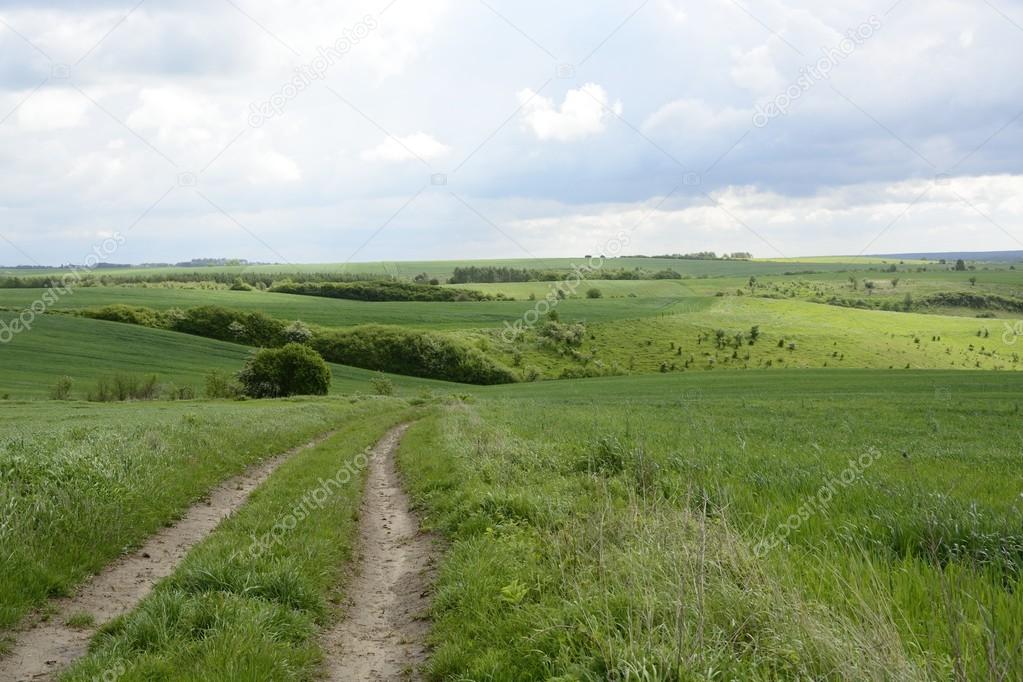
311,325 -> 516,384
270,280 -> 494,302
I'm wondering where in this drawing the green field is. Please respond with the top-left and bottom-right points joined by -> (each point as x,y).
0,315 -> 454,399
2,254 -> 1021,681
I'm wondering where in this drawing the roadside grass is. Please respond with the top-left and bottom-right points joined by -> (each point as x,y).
60,401 -> 414,681
0,314 -> 456,398
0,398 -> 369,631
397,373 -> 1022,680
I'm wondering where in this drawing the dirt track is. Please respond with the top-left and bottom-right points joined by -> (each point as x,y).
323,423 -> 436,681
0,431 -> 335,682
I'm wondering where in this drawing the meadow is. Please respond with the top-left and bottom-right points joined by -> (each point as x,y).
401,370 -> 1023,680
1,254 -> 1021,681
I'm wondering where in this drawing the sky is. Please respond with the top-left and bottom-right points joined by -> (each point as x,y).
1,0 -> 1023,265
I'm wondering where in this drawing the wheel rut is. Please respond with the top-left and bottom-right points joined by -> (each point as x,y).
323,423 -> 436,681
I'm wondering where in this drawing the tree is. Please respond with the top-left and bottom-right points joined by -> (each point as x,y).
969,276 -> 977,286
890,277 -> 900,288
864,280 -> 876,294
955,259 -> 967,271
749,325 -> 761,343
586,287 -> 603,299
237,343 -> 331,398
283,320 -> 313,344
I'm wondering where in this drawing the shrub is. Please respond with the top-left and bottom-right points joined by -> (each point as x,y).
311,325 -> 516,385
270,280 -> 492,302
370,373 -> 395,396
586,287 -> 603,299
87,374 -> 160,402
283,320 -> 313,344
237,344 -> 332,398
171,306 -> 287,347
204,371 -> 243,399
50,376 -> 73,400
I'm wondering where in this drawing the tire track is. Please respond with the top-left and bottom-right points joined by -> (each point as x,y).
323,423 -> 436,681
0,431 -> 336,682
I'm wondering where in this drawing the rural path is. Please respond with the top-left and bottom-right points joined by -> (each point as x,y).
0,431 -> 336,682
323,423 -> 436,681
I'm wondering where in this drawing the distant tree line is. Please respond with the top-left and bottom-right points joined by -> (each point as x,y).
448,266 -> 683,284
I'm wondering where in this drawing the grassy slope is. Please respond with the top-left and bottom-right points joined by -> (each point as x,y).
399,370 -> 1023,680
61,402 -> 413,681
477,297 -> 1021,379
0,398 -> 381,631
0,315 -> 455,399
0,287 -> 693,329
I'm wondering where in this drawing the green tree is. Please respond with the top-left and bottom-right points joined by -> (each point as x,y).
237,343 -> 331,398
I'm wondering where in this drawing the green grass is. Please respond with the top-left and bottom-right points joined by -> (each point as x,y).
475,297 -> 1022,379
398,370 -> 1023,680
0,287 -> 699,329
0,256 -> 886,282
60,402 -> 413,681
0,315 -> 456,399
0,398 -> 387,631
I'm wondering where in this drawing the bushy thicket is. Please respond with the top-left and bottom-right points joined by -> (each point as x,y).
820,291 -> 1023,314
311,325 -> 516,384
82,304 -> 288,346
81,304 -> 518,385
448,265 -> 682,284
271,280 -> 495,302
237,343 -> 331,398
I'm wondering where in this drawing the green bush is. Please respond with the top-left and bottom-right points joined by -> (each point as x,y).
270,280 -> 494,302
370,373 -> 395,396
311,325 -> 516,385
87,374 -> 161,402
170,305 -> 287,347
204,370 -> 243,399
586,287 -> 603,299
237,343 -> 331,398
50,376 -> 73,400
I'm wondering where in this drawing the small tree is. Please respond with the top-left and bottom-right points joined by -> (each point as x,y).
237,343 -> 331,398
586,287 -> 603,299
370,373 -> 395,396
283,320 -> 313,344
969,276 -> 977,286
51,376 -> 73,400
749,325 -> 761,343
955,259 -> 967,271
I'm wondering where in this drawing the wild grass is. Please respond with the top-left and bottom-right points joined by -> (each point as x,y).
60,402 -> 414,681
0,398 -> 375,631
397,373 -> 1022,680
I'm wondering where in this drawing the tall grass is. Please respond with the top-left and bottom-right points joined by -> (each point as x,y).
397,392 -> 1022,680
0,399 -> 368,631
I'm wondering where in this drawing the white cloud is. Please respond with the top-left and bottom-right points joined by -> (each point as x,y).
730,44 -> 783,93
644,98 -> 747,132
17,90 -> 90,131
360,133 -> 450,162
517,83 -> 622,142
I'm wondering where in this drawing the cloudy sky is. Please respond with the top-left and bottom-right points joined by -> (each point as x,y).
1,0 -> 1022,265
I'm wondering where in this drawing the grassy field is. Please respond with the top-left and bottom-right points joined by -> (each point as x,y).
3,254 -> 1021,680
0,315 -> 456,399
0,287 -> 700,329
399,370 -> 1023,680
0,256 -> 886,282
0,398 -> 386,631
